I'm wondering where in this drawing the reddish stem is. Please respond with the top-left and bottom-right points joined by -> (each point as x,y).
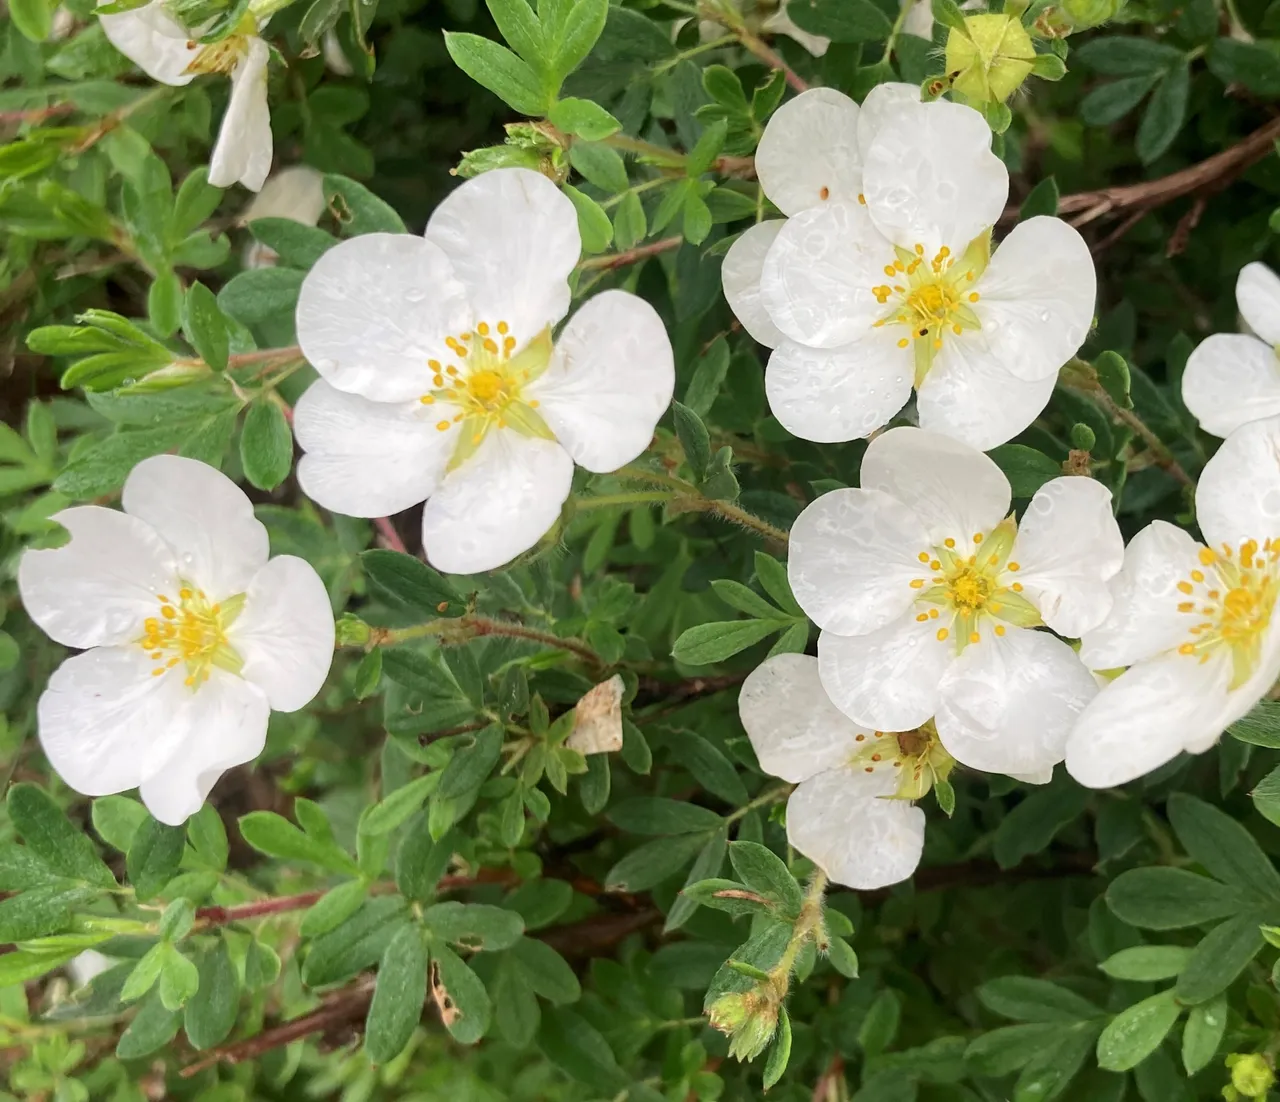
374,516 -> 408,554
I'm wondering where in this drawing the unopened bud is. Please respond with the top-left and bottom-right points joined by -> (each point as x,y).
1058,0 -> 1125,31
707,988 -> 779,1062
1227,1053 -> 1276,1098
945,14 -> 1036,105
335,613 -> 371,648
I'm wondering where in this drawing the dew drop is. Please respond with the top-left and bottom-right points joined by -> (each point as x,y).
405,288 -> 426,304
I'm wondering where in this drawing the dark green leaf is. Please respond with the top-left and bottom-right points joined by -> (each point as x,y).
1107,866 -> 1246,929
1175,911 -> 1267,1004
424,901 -> 524,950
127,817 -> 186,902
184,942 -> 240,1050
432,944 -> 491,1044
366,924 -> 428,1063
977,977 -> 1103,1023
239,401 -> 293,491
672,619 -> 787,665
1096,989 -> 1180,1072
7,784 -> 114,887
1167,792 -> 1280,898
988,445 -> 1063,500
361,549 -> 464,617
216,268 -> 305,326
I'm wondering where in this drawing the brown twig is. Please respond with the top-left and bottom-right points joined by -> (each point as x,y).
811,1054 -> 846,1102
578,236 -> 682,272
464,614 -> 604,667
736,29 -> 809,92
374,516 -> 408,554
1088,387 -> 1195,488
0,103 -> 76,126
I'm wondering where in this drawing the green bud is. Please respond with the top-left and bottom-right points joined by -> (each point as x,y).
335,613 -> 372,647
1227,1053 -> 1275,1098
707,988 -> 780,1062
455,145 -> 545,179
945,14 -> 1036,104
1069,422 -> 1096,451
1058,0 -> 1125,31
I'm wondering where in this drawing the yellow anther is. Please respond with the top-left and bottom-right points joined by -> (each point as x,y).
929,608 -> 939,619
917,613 -> 930,622
1178,643 -> 1196,655
937,628 -> 949,641
897,338 -> 909,348
910,579 -> 925,589
969,631 -> 980,644
969,292 -> 980,302
497,320 -> 509,334
428,359 -> 442,371
1177,581 -> 1194,594
477,322 -> 490,335
1007,562 -> 1020,571
995,625 -> 1006,636
973,532 -> 984,543
944,538 -> 956,548
1012,582 -> 1023,592
918,552 -> 931,563
930,560 -> 941,570
436,420 -> 451,431
1191,570 -> 1205,583
162,606 -> 176,619
858,193 -> 866,204
1178,602 -> 1195,613
433,374 -> 444,387
152,669 -> 164,677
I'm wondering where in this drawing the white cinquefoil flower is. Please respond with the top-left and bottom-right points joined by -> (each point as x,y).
723,84 -> 1095,450
740,653 -> 944,889
789,427 -> 1122,777
291,167 -> 675,575
18,456 -> 334,825
99,1 -> 272,191
1182,262 -> 1280,437
1067,415 -> 1280,787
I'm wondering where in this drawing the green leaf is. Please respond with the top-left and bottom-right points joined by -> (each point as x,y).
7,784 -> 114,888
116,989 -> 182,1059
988,444 -> 1062,499
1019,177 -> 1060,220
612,190 -> 647,251
1096,989 -> 1181,1072
121,945 -> 165,1003
549,97 -> 620,140
858,989 -> 901,1057
239,401 -> 293,491
1107,866 -> 1246,929
217,268 -> 306,326
538,1007 -> 627,1093
9,0 -> 54,43
1208,38 -> 1280,95
397,823 -> 459,903
366,924 -> 429,1064
665,827 -> 728,932
126,818 -> 186,901
673,400 -> 711,479
1135,64 -> 1188,164
684,337 -> 730,419
1099,945 -> 1190,981
445,31 -> 549,116
672,619 -> 787,665
513,936 -> 580,1003
763,1005 -> 792,1090
1182,993 -> 1227,1075
432,944 -> 492,1044
303,897 -> 410,986
966,1023 -> 1066,1077
247,217 -> 337,269
827,936 -> 859,979
1232,701 -> 1280,746
0,884 -> 93,941
605,832 -> 710,892
1167,792 -> 1280,898
977,977 -> 1103,1023
486,0 -> 545,68
570,142 -> 629,194
438,723 -> 504,799
361,773 -> 438,836
323,174 -> 406,235
184,942 -> 239,1049
91,795 -> 148,853
244,941 -> 281,989
1095,350 -> 1133,410
786,0 -> 892,42
563,183 -> 612,253
609,797 -> 724,835
993,784 -> 1089,869
1081,74 -> 1159,127
729,841 -> 803,917
503,879 -> 573,930
425,901 -> 524,950
186,804 -> 228,872
1015,1023 -> 1100,1101
361,549 -> 464,617
1174,911 -> 1267,1004
0,947 -> 81,987
711,579 -> 782,620
182,282 -> 229,372
494,953 -> 540,1047
670,730 -> 749,804
239,811 -> 359,874
1075,36 -> 1185,76
545,0 -> 608,84
300,880 -> 369,938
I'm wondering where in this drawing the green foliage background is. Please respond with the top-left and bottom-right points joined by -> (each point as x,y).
5,0 -> 1280,1098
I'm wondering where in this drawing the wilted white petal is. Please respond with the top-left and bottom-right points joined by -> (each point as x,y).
99,0 -> 197,85
723,221 -> 787,348
765,331 -> 913,443
1195,414 -> 1280,552
860,426 -> 1011,545
755,88 -> 861,216
241,164 -> 326,226
529,290 -> 674,473
936,627 -> 1097,776
738,653 -> 869,783
424,168 -> 579,342
818,613 -> 951,731
208,37 -> 272,192
295,233 -> 472,402
1182,334 -> 1280,438
18,507 -> 177,649
1237,262 -> 1280,346
421,432 -> 573,574
787,765 -> 925,890
1010,476 -> 1124,637
122,455 -> 268,599
788,488 -> 930,635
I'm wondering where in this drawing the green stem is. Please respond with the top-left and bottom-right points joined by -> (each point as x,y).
614,464 -> 791,544
600,176 -> 669,211
1084,387 -> 1195,488
726,783 -> 793,824
576,490 -> 675,510
771,870 -> 829,981
604,132 -> 686,168
371,614 -> 603,667
654,34 -> 737,73
883,0 -> 913,60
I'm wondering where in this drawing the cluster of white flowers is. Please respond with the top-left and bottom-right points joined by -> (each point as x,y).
723,83 -> 1095,450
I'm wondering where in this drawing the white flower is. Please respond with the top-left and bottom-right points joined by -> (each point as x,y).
240,165 -> 326,268
291,167 -> 675,575
697,1 -> 830,56
99,1 -> 272,191
722,84 -> 1096,450
788,427 -> 1120,777
1067,415 -> 1280,788
739,653 -> 928,889
18,455 -> 335,826
1182,262 -> 1280,438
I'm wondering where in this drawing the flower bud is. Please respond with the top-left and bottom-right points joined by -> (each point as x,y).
1058,0 -> 1125,31
944,13 -> 1036,105
335,613 -> 372,648
707,988 -> 780,1062
1227,1053 -> 1276,1098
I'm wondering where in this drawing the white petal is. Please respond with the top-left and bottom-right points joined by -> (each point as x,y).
208,38 -> 272,192
761,7 -> 829,55
966,217 -> 1096,383
738,653 -> 870,783
424,168 -> 579,343
1065,652 -> 1232,788
765,331 -> 913,443
37,646 -> 194,798
787,765 -> 925,890
916,342 -> 1057,450
1195,414 -> 1280,552
936,627 -> 1097,776
860,426 -> 1011,545
18,507 -> 177,649
421,432 -> 573,574
723,221 -> 787,348
241,165 -> 326,226
1078,520 -> 1202,671
98,0 -> 197,85
293,380 -> 455,518
901,0 -> 934,38
1009,476 -> 1124,637
862,98 -> 1008,254
1183,334 -> 1280,439
122,455 -> 268,599
1237,262 -> 1280,346
755,88 -> 862,216
759,200 -> 891,349
856,81 -> 922,153
138,672 -> 270,825
788,488 -> 929,635
529,290 -> 674,473
818,613 -> 951,730
232,556 -> 335,712
295,233 -> 472,402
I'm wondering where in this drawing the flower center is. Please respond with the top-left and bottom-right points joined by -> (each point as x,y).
870,233 -> 992,387
185,16 -> 256,76
139,587 -> 244,690
905,520 -> 1043,651
848,722 -> 953,800
1176,540 -> 1280,689
420,320 -> 556,471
